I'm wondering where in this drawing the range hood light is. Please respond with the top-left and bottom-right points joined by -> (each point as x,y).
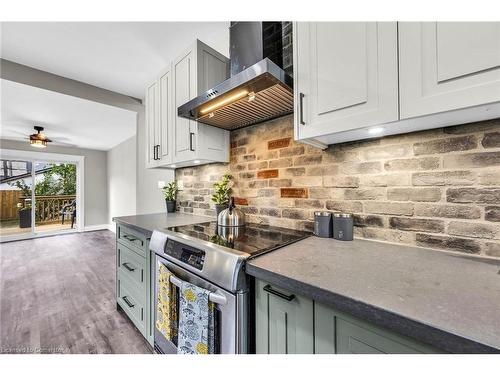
248,92 -> 256,102
209,112 -> 215,118
199,90 -> 249,115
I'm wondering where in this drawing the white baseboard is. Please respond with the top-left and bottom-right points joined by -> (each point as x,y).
83,224 -> 113,232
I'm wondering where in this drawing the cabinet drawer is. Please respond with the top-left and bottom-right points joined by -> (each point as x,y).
117,243 -> 146,291
117,272 -> 146,334
336,316 -> 436,354
117,224 -> 148,256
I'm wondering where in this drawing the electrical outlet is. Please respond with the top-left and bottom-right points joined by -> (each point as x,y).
157,181 -> 166,189
177,180 -> 184,190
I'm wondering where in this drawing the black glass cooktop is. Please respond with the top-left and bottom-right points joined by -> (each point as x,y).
166,221 -> 311,258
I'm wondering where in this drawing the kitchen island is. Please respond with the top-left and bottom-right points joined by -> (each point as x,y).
246,236 -> 500,354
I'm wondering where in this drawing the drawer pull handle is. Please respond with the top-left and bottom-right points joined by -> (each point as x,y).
122,296 -> 135,308
263,284 -> 295,301
123,234 -> 142,245
122,263 -> 135,272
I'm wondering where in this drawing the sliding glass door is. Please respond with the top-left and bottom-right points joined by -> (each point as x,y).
0,151 -> 82,242
34,162 -> 77,233
0,159 -> 33,237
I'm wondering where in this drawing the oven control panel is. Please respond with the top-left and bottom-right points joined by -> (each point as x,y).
165,239 -> 205,270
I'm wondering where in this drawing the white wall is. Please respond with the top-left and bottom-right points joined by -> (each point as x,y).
107,136 -> 137,225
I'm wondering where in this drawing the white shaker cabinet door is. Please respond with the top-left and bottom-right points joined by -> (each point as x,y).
145,81 -> 159,169
294,22 -> 399,141
158,68 -> 173,164
399,22 -> 500,119
173,48 -> 197,163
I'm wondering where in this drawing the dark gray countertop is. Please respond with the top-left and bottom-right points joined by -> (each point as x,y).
112,212 -> 212,236
246,236 -> 500,353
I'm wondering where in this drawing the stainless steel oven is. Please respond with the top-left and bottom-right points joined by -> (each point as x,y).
150,230 -> 250,354
150,222 -> 310,354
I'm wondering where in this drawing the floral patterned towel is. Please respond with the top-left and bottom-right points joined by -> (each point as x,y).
177,281 -> 216,354
156,264 -> 178,343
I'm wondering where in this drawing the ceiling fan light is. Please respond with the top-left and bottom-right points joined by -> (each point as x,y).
29,126 -> 52,148
30,139 -> 48,148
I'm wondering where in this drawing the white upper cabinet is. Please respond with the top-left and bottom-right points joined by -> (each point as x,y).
173,48 -> 197,163
294,22 -> 399,145
173,40 -> 230,165
294,22 -> 500,147
159,67 -> 173,163
145,65 -> 173,168
145,81 -> 159,169
399,22 -> 500,119
145,39 -> 229,169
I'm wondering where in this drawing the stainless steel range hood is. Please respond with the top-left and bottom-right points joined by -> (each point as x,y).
177,22 -> 293,131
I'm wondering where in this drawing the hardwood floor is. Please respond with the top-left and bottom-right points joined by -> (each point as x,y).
0,230 -> 152,354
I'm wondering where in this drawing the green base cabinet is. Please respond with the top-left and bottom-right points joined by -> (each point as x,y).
256,279 -> 441,354
255,280 -> 314,354
315,303 -> 440,354
116,224 -> 154,347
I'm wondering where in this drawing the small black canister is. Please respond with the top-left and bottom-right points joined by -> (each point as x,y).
333,213 -> 354,241
314,211 -> 333,238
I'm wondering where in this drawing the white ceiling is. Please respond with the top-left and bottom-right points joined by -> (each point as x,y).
0,22 -> 230,99
0,79 -> 137,150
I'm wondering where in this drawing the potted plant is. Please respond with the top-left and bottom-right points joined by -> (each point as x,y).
211,173 -> 232,216
163,181 -> 179,213
18,202 -> 32,228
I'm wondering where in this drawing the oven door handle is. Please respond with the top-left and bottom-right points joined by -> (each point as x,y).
169,274 -> 227,306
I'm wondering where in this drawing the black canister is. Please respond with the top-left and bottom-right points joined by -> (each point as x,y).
314,211 -> 333,238
333,213 -> 353,241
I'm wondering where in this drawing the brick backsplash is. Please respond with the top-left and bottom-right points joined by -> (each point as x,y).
175,115 -> 500,258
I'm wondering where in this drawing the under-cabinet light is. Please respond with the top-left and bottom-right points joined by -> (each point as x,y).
368,127 -> 384,135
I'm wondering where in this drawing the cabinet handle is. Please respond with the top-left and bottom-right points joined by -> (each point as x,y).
299,93 -> 305,125
153,145 -> 157,160
122,296 -> 135,308
123,234 -> 143,245
156,145 -> 161,160
263,284 -> 295,301
122,262 -> 135,272
189,132 -> 195,151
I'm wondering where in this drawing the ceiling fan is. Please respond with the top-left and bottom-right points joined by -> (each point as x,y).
29,126 -> 52,148
1,123 -> 76,148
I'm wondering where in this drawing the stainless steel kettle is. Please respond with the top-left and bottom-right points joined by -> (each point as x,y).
217,197 -> 246,227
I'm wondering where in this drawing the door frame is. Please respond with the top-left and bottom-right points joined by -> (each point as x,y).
0,148 -> 85,242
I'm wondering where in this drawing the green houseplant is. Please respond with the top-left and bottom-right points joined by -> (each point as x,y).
163,181 -> 179,213
211,173 -> 232,216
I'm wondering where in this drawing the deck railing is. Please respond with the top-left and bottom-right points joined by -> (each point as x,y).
0,192 -> 76,223
20,195 -> 76,223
